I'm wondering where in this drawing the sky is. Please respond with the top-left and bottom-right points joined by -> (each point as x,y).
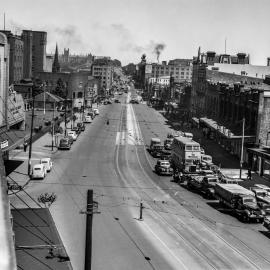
1,0 -> 270,66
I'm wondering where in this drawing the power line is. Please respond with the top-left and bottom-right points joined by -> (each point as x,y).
17,265 -> 25,270
13,220 -> 52,246
8,175 -> 43,208
10,189 -> 53,228
19,248 -> 56,270
10,203 -> 55,245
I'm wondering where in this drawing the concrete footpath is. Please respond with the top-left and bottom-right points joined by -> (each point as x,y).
6,104 -> 99,190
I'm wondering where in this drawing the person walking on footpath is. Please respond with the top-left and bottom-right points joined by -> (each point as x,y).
247,168 -> 252,180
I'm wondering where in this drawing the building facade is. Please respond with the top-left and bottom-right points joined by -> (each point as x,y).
0,33 -> 9,132
22,30 -> 47,78
92,61 -> 114,90
0,31 -> 23,84
151,59 -> 192,83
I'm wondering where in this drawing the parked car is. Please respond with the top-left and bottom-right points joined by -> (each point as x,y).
40,158 -> 53,173
77,122 -> 85,131
31,164 -> 46,179
71,127 -> 80,135
93,108 -> 100,115
115,99 -> 120,103
68,131 -> 78,141
58,138 -> 71,150
84,116 -> 93,123
67,135 -> 74,144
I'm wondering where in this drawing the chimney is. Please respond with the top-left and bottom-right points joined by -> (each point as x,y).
162,61 -> 167,65
267,57 -> 270,66
237,53 -> 247,64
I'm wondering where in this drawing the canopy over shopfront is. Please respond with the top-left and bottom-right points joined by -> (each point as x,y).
199,117 -> 255,160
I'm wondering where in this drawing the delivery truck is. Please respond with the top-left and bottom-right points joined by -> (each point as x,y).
214,184 -> 264,223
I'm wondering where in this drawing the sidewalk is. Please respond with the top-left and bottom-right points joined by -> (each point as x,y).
6,116 -> 78,190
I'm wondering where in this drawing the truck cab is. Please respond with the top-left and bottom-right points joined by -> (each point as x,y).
201,176 -> 219,198
155,160 -> 173,176
235,195 -> 264,222
149,138 -> 161,152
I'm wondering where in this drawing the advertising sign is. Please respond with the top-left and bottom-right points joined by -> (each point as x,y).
145,64 -> 152,74
1,140 -> 8,149
7,92 -> 25,126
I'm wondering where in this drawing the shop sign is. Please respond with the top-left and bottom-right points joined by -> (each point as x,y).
1,140 -> 8,149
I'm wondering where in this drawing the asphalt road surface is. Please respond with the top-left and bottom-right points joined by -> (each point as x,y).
10,86 -> 270,270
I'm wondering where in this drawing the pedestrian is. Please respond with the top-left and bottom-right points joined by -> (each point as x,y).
247,168 -> 252,180
23,140 -> 28,152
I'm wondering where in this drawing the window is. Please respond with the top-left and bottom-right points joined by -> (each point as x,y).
77,92 -> 83,98
181,72 -> 184,75
186,145 -> 192,150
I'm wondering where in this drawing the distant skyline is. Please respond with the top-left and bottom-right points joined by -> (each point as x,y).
2,0 -> 270,66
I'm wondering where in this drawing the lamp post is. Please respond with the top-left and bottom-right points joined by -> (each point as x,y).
27,83 -> 36,176
239,118 -> 245,179
51,101 -> 55,151
64,83 -> 68,136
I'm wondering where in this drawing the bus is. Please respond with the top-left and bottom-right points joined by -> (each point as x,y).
171,136 -> 201,171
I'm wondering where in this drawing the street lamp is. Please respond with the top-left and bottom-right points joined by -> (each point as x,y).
239,118 -> 245,179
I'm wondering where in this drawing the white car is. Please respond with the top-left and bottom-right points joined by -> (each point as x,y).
40,158 -> 53,173
254,184 -> 270,196
68,131 -> 78,141
31,164 -> 46,179
93,108 -> 99,115
84,116 -> 93,123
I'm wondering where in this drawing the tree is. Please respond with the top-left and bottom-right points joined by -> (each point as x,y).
37,192 -> 57,208
53,78 -> 66,98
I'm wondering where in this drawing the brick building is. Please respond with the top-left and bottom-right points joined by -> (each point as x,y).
191,49 -> 270,167
0,31 -> 24,84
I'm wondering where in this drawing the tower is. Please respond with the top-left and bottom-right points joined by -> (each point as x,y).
52,44 -> 60,73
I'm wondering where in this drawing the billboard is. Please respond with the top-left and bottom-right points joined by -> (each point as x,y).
145,64 -> 152,74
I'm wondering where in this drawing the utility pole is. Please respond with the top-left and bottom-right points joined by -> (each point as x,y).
51,101 -> 55,151
239,118 -> 245,179
64,84 -> 67,136
28,83 -> 35,176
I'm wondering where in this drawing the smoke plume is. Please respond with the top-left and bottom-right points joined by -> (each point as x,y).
153,43 -> 166,63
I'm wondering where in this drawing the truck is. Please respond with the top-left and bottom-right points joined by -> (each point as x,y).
155,160 -> 173,176
201,176 -> 219,199
214,184 -> 264,223
187,175 -> 219,199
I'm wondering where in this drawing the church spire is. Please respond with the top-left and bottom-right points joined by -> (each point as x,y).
52,43 -> 60,73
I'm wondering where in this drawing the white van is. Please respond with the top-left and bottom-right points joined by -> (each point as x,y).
184,132 -> 193,140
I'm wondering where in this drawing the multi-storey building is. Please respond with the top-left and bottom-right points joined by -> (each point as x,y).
151,59 -> 193,83
0,31 -> 24,85
92,57 -> 114,91
21,30 -> 47,78
0,32 -> 17,270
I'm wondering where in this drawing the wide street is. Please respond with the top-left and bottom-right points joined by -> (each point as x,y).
10,87 -> 270,270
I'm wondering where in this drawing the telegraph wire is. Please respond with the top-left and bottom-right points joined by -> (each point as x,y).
17,265 -> 24,270
10,189 -> 52,228
8,175 -> 43,208
13,220 -> 52,246
19,248 -> 56,270
11,203 -> 55,245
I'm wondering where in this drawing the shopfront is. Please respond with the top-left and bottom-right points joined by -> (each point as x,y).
247,147 -> 270,178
